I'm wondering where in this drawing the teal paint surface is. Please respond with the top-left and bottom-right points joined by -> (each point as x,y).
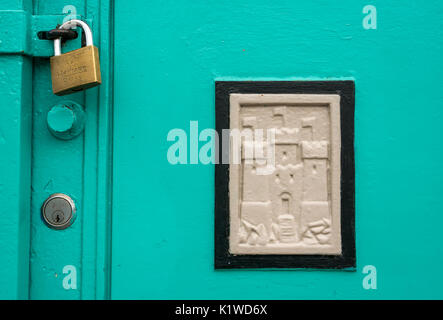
0,0 -> 32,300
27,0 -> 114,300
112,0 -> 443,299
0,0 -> 442,300
1,0 -> 113,299
0,55 -> 32,300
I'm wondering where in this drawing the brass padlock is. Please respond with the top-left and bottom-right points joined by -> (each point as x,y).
50,19 -> 101,96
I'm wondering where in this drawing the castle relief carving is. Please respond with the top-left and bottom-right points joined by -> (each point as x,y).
229,94 -> 342,255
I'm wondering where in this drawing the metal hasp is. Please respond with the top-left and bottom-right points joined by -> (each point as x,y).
41,193 -> 77,230
37,28 -> 78,42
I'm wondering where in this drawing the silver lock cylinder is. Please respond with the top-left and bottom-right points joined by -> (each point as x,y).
41,193 -> 76,230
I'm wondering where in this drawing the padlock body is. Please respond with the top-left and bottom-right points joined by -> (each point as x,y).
50,45 -> 101,96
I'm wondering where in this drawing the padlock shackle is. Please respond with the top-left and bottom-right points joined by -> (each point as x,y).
53,19 -> 93,56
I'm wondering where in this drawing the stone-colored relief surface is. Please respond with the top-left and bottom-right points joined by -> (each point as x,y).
229,94 -> 341,255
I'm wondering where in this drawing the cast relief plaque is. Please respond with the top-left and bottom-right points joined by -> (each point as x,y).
229,94 -> 341,255
215,81 -> 355,269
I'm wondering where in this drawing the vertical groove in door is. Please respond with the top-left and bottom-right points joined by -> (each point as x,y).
28,0 -> 114,299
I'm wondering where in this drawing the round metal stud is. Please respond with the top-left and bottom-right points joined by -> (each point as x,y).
47,101 -> 85,140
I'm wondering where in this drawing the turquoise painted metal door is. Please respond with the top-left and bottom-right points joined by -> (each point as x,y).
111,0 -> 443,299
0,0 -> 113,299
1,0 -> 442,299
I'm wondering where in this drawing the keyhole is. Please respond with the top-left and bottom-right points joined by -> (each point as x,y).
52,210 -> 64,224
